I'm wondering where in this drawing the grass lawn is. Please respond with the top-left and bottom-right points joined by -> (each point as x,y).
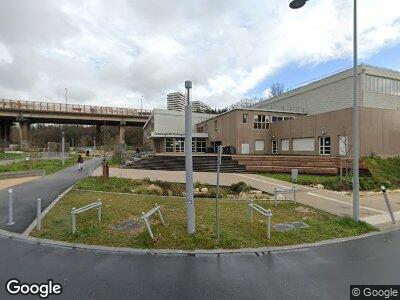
0,156 -> 84,175
0,152 -> 25,160
260,173 -> 378,191
30,190 -> 376,250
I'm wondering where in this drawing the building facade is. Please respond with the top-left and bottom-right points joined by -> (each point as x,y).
167,92 -> 186,111
192,100 -> 211,113
143,109 -> 215,153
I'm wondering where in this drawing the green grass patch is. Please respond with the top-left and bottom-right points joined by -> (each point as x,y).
0,156 -> 83,175
260,173 -> 378,191
30,190 -> 376,250
0,152 -> 25,160
75,176 -> 257,198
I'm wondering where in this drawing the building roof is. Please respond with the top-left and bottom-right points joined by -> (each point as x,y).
253,64 -> 400,109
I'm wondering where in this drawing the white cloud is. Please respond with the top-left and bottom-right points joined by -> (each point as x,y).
0,0 -> 398,109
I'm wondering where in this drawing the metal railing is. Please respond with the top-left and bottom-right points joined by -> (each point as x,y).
249,200 -> 273,239
274,186 -> 297,206
0,99 -> 151,117
141,204 -> 165,239
71,201 -> 102,234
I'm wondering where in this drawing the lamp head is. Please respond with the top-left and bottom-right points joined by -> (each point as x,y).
185,80 -> 192,90
289,0 -> 308,9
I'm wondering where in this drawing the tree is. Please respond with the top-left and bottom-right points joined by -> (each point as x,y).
268,83 -> 285,97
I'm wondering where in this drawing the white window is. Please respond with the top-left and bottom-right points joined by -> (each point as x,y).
253,115 -> 270,129
281,139 -> 289,151
293,138 -> 314,152
272,141 -> 278,154
339,135 -> 348,156
319,137 -> 331,155
255,140 -> 265,151
241,143 -> 250,154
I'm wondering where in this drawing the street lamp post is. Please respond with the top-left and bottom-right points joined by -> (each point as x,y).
185,80 -> 195,234
61,131 -> 65,166
289,0 -> 360,220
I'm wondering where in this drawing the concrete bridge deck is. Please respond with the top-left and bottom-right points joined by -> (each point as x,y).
0,99 -> 151,149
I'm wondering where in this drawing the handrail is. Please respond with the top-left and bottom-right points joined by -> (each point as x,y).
0,99 -> 151,117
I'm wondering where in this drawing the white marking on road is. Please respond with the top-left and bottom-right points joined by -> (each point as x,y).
235,174 -> 289,188
307,192 -> 385,214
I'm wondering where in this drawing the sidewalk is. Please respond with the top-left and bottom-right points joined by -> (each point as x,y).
93,168 -> 400,226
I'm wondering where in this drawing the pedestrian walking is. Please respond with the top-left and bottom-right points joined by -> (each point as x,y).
77,154 -> 84,171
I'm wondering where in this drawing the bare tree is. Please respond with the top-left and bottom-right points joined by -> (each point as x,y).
268,83 -> 285,97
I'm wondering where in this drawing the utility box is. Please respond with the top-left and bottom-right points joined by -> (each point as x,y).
291,169 -> 299,183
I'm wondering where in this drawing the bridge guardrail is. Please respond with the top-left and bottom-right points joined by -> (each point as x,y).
0,99 -> 151,117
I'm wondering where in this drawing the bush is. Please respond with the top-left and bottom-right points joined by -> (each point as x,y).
230,182 -> 252,193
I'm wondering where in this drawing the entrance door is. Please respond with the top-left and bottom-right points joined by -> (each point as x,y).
339,135 -> 348,156
319,137 -> 331,155
272,140 -> 278,154
175,138 -> 185,152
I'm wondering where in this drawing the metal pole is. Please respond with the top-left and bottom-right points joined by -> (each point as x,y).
65,88 -> 68,107
185,80 -> 195,234
249,200 -> 254,223
7,189 -> 14,225
215,145 -> 222,242
37,198 -> 42,231
61,131 -> 65,166
71,207 -> 76,234
97,200 -> 102,223
274,188 -> 278,206
352,0 -> 360,221
381,186 -> 395,224
267,214 -> 271,240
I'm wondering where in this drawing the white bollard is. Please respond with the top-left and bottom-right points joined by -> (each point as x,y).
71,207 -> 76,234
7,189 -> 15,226
37,198 -> 42,231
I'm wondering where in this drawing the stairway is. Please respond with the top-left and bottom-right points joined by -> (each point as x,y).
125,155 -> 246,173
231,155 -> 368,175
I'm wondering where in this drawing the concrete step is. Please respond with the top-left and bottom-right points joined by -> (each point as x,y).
238,160 -> 340,168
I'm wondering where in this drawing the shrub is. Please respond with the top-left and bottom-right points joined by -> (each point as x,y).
230,182 -> 252,193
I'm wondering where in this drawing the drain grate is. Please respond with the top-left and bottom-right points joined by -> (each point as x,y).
272,221 -> 310,232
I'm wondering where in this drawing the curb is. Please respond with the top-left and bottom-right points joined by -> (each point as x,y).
0,227 -> 394,256
0,170 -> 45,179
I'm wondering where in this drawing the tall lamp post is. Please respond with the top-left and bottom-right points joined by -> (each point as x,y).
185,80 -> 195,234
289,0 -> 360,220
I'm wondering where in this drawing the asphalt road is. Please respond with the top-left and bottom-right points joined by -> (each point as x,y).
0,229 -> 399,299
0,157 -> 101,233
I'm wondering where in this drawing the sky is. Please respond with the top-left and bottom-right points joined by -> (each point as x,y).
0,0 -> 399,110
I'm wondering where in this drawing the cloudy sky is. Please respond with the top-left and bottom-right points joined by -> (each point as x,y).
0,0 -> 399,110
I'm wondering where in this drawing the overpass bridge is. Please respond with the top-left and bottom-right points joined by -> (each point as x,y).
0,99 -> 151,149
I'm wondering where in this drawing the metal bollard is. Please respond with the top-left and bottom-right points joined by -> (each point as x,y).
267,213 -> 271,240
97,200 -> 102,223
381,186 -> 396,224
293,186 -> 297,203
274,188 -> 278,206
7,189 -> 15,226
71,207 -> 77,234
37,198 -> 42,231
249,200 -> 254,223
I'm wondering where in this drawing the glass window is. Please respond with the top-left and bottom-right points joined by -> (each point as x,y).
196,139 -> 206,153
204,124 -> 208,132
253,114 -> 270,129
243,114 -> 248,123
214,120 -> 218,131
165,138 -> 174,152
272,140 -> 278,154
255,140 -> 264,151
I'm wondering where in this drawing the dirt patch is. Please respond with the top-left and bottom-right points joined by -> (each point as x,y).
112,219 -> 143,234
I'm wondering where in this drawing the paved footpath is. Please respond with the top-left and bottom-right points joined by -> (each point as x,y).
0,228 -> 399,299
94,168 -> 400,226
0,157 -> 102,233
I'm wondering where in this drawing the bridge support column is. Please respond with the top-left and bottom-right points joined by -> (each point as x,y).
0,122 -> 11,148
19,121 -> 31,151
119,122 -> 126,146
96,125 -> 102,146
